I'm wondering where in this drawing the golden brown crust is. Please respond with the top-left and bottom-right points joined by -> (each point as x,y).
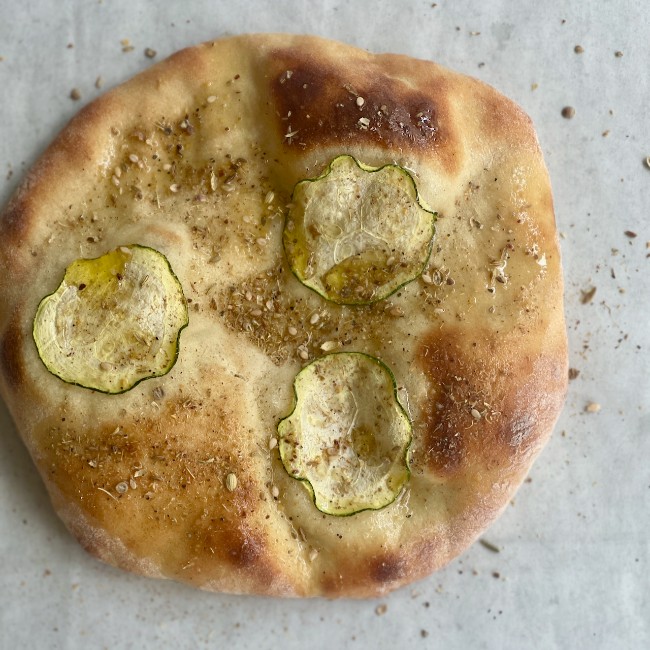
0,34 -> 567,598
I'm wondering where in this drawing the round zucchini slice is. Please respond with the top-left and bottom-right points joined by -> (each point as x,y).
283,155 -> 436,304
33,244 -> 188,394
277,352 -> 412,516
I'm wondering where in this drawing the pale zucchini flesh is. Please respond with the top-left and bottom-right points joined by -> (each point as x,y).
278,352 -> 412,516
283,155 -> 436,304
33,245 -> 188,394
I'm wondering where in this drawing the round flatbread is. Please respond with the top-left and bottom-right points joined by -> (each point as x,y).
0,34 -> 567,597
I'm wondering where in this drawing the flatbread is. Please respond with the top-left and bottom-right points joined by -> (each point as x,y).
0,34 -> 567,597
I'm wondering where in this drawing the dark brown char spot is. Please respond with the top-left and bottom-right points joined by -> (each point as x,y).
370,553 -> 406,584
416,335 -> 476,475
0,200 -> 28,244
268,47 -> 459,170
0,318 -> 25,391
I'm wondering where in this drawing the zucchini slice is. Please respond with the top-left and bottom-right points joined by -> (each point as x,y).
33,245 -> 188,394
283,155 -> 436,304
278,352 -> 411,516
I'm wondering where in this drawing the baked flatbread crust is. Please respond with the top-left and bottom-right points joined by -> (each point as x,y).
0,34 -> 567,597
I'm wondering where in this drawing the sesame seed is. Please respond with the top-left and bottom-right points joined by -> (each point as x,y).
265,191 -> 275,204
129,478 -> 137,490
309,313 -> 320,325
207,95 -> 217,103
169,183 -> 179,192
111,175 -> 120,187
269,437 -> 278,450
309,549 -> 319,561
298,348 -> 309,360
320,340 -> 338,352
133,469 -> 146,478
422,273 -> 433,284
245,290 -> 253,301
271,485 -> 280,498
129,153 -> 139,163
471,408 -> 481,420
256,237 -> 268,246
585,402 -> 601,413
115,481 -> 128,494
390,307 -> 404,317
225,473 -> 238,491
356,96 -> 365,107
99,361 -> 113,371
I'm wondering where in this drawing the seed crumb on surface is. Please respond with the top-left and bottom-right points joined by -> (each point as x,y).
70,88 -> 81,101
580,286 -> 597,304
585,402 -> 602,413
561,106 -> 576,119
479,538 -> 500,553
568,368 -> 580,380
614,50 -> 623,57
144,47 -> 157,58
95,76 -> 103,89
121,38 -> 134,53
624,230 -> 638,238
375,604 -> 388,616
574,45 -> 584,53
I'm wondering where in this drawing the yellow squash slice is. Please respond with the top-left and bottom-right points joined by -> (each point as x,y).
278,352 -> 412,516
33,245 -> 188,394
283,155 -> 436,304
